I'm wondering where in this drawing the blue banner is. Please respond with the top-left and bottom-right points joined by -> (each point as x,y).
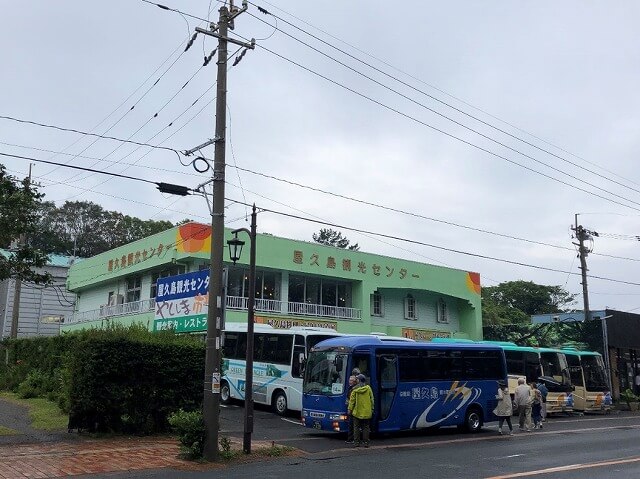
155,269 -> 210,301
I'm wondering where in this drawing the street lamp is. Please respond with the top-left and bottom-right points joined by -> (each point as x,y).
226,204 -> 257,454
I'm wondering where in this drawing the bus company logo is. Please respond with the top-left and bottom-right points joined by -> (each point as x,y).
410,381 -> 482,429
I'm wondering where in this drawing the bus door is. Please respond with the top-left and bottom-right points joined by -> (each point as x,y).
566,355 -> 585,411
375,354 -> 400,432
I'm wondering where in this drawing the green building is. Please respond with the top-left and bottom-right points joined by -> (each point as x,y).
63,222 -> 483,340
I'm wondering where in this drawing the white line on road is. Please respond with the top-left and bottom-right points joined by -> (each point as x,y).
499,454 -> 525,459
281,417 -> 304,426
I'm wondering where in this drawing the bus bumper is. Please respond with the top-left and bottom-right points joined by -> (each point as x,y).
302,409 -> 348,432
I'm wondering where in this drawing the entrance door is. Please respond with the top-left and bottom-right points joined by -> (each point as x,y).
376,354 -> 399,432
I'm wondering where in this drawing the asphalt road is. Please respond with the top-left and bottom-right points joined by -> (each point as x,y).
78,406 -> 640,478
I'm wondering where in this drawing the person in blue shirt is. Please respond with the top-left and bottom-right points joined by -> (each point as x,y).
537,382 -> 549,422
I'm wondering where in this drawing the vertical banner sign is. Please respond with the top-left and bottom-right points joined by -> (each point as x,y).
153,270 -> 210,333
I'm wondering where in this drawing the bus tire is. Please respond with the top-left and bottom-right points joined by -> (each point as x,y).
220,380 -> 231,405
463,406 -> 483,433
272,390 -> 288,416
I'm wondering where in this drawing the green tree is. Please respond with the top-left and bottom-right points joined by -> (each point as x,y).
482,280 -> 576,326
33,201 -> 173,257
0,165 -> 50,284
312,228 -> 359,251
482,280 -> 578,346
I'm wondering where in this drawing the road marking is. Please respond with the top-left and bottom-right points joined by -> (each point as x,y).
500,454 -> 524,459
281,417 -> 304,426
485,456 -> 640,478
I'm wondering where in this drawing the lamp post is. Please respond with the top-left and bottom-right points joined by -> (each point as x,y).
227,204 -> 257,454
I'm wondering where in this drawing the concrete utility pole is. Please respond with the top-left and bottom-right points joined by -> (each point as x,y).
572,214 -> 590,322
198,2 -> 254,462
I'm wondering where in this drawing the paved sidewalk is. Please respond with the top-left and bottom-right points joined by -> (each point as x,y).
0,435 -> 285,478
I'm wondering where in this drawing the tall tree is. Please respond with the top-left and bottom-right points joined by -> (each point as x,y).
482,280 -> 578,347
33,201 -> 174,257
312,228 -> 359,251
0,165 -> 50,283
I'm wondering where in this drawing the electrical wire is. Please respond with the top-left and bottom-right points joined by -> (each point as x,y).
246,41 -> 640,213
246,11 -> 640,209
140,0 -> 210,22
0,152 -> 159,186
247,0 -> 640,191
0,115 -> 182,159
227,198 -> 640,288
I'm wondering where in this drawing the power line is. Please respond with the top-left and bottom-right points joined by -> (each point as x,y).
1,152 -> 158,185
247,0 -> 640,192
0,115 -> 182,160
228,198 -> 640,288
235,40 -> 640,213
7,135 -> 640,265
39,38 -> 189,178
140,0 -> 210,22
2,152 -> 191,199
246,10 -> 640,210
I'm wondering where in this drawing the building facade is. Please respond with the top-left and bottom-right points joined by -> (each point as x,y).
62,222 -> 483,340
0,250 -> 76,338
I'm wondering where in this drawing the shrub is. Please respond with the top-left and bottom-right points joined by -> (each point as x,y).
620,388 -> 638,406
17,369 -> 49,399
168,409 -> 205,459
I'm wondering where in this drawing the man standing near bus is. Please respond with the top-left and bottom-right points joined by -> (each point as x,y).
514,378 -> 532,432
348,374 -> 374,447
537,381 -> 548,422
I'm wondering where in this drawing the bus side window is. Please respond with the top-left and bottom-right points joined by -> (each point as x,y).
292,334 -> 306,378
352,354 -> 370,378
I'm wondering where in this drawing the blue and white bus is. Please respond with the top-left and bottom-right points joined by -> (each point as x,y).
302,336 -> 507,433
221,324 -> 342,415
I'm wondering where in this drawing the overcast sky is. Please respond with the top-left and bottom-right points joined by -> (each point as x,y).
2,1 -> 640,313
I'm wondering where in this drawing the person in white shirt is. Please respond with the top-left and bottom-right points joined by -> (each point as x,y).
513,378 -> 532,432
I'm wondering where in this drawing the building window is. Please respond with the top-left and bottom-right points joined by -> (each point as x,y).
437,298 -> 449,323
371,291 -> 384,317
150,266 -> 185,299
126,276 -> 142,303
227,267 -> 280,301
404,294 -> 417,320
288,275 -> 352,307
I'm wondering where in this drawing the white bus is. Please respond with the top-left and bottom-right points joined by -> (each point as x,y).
221,324 -> 343,415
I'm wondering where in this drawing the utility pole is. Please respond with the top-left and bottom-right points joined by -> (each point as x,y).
198,2 -> 253,462
10,164 -> 33,339
572,214 -> 590,322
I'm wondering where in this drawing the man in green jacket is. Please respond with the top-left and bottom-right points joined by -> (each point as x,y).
348,374 -> 374,447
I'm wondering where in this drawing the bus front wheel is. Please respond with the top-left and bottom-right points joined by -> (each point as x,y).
220,381 -> 231,405
463,407 -> 483,433
272,391 -> 288,416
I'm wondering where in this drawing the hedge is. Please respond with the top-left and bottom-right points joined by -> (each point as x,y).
1,325 -> 205,434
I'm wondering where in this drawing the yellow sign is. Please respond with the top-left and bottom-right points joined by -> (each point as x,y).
402,328 -> 451,341
255,316 -> 337,330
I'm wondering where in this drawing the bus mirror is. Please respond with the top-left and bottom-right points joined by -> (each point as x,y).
334,356 -> 344,371
299,353 -> 306,372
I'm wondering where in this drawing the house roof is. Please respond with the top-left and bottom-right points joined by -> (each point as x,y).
0,249 -> 79,268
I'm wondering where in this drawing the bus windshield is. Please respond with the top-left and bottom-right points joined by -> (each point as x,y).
539,352 -> 571,392
582,355 -> 608,391
307,334 -> 342,352
303,350 -> 348,396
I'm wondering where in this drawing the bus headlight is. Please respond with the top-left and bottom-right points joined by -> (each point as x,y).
302,410 -> 308,417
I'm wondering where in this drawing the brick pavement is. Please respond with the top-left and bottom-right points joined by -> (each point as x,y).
0,436 -> 263,478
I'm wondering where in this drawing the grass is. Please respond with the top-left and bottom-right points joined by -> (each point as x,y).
0,425 -> 19,436
0,392 -> 68,431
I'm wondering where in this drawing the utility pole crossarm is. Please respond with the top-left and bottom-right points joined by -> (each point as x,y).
195,27 -> 255,49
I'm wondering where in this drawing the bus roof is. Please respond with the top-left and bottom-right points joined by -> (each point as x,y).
560,348 -> 601,357
313,335 -> 504,351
